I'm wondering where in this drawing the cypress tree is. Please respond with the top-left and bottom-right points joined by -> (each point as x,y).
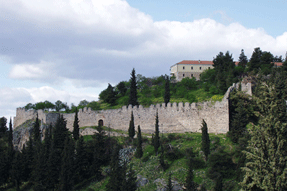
201,119 -> 210,161
126,164 -> 137,191
185,148 -> 197,191
21,137 -> 34,182
32,142 -> 46,191
164,75 -> 170,106
73,107 -> 80,140
59,137 -> 75,191
241,82 -> 287,190
214,174 -> 223,191
106,145 -> 122,191
154,111 -> 160,155
166,173 -> 173,191
135,125 -> 143,158
8,118 -> 13,151
159,143 -> 166,171
128,111 -> 135,140
11,151 -> 22,191
74,136 -> 88,184
0,117 -> 7,138
129,68 -> 139,106
53,114 -> 69,150
33,114 -> 41,143
238,49 -> 248,68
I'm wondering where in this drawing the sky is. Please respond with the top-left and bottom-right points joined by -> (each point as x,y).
0,0 -> 286,121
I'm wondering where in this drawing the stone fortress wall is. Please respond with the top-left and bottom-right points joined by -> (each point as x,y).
13,82 -> 251,135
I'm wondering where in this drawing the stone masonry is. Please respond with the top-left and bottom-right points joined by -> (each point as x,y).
13,82 -> 251,135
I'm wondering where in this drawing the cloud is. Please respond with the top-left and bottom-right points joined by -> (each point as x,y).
1,0 -> 286,87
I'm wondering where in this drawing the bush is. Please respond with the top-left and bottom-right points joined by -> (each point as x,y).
165,145 -> 184,161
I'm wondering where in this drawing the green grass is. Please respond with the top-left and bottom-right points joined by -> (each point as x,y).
81,130 -> 239,191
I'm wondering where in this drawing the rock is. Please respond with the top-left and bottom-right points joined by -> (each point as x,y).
154,178 -> 183,191
136,175 -> 149,187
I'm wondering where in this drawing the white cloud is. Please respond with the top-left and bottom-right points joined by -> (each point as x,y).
1,0 -> 287,120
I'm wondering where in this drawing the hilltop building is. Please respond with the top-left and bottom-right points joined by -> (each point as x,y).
171,60 -> 283,81
170,60 -> 214,81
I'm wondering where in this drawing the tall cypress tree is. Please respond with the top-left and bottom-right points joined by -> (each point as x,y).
73,107 -> 80,141
185,148 -> 197,191
33,114 -> 41,143
8,118 -> 13,151
241,82 -> 287,190
59,137 -> 75,191
11,151 -> 22,191
164,75 -> 170,106
154,111 -> 160,155
74,136 -> 88,184
201,119 -> 210,161
135,125 -> 143,158
0,117 -> 7,138
166,173 -> 173,191
129,68 -> 139,106
106,145 -> 122,191
128,111 -> 135,140
53,115 -> 69,150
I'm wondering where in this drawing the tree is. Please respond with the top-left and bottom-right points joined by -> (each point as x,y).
55,100 -> 66,112
128,111 -> 135,140
185,148 -> 197,191
135,125 -> 143,158
74,136 -> 88,184
121,164 -> 137,191
214,174 -> 223,191
0,117 -> 7,138
8,118 -> 13,151
11,151 -> 22,191
166,173 -> 173,191
33,114 -> 41,143
129,68 -> 139,106
201,119 -> 210,161
241,82 -> 287,190
238,49 -> 248,68
106,145 -> 123,191
154,111 -> 160,155
164,75 -> 170,106
59,137 -> 75,191
53,115 -> 69,150
73,107 -> 80,140
159,143 -> 166,171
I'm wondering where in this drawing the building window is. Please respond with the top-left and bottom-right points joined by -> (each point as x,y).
199,67 -> 202,70
183,74 -> 185,77
191,74 -> 193,77
208,67 -> 210,69
191,66 -> 193,70
183,66 -> 185,70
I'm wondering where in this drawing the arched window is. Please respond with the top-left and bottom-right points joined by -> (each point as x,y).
98,119 -> 104,127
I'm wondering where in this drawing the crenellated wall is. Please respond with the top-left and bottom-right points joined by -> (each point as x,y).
14,82 -> 252,134
14,99 -> 229,134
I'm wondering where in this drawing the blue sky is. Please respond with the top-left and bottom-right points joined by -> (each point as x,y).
0,0 -> 286,121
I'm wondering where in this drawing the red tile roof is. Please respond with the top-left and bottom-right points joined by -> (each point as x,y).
177,60 -> 213,65
176,60 -> 282,66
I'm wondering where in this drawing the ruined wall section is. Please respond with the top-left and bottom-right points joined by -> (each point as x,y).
59,100 -> 229,134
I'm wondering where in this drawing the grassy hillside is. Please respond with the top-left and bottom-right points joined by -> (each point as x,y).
79,128 -> 241,191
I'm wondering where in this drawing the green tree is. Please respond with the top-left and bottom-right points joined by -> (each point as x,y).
135,125 -> 143,158
185,148 -> 197,191
11,151 -> 22,191
128,111 -> 135,140
201,119 -> 210,160
0,117 -> 7,138
73,107 -> 80,140
53,115 -> 69,150
214,174 -> 223,191
241,82 -> 287,190
8,118 -> 13,152
164,75 -> 170,106
33,114 -> 41,143
59,137 -> 75,191
166,173 -> 173,191
129,68 -> 139,106
154,111 -> 160,155
74,136 -> 88,184
106,145 -> 123,191
159,143 -> 166,171
55,100 -> 66,112
238,49 -> 248,68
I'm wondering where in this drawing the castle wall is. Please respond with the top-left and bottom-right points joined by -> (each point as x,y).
14,99 -> 229,134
